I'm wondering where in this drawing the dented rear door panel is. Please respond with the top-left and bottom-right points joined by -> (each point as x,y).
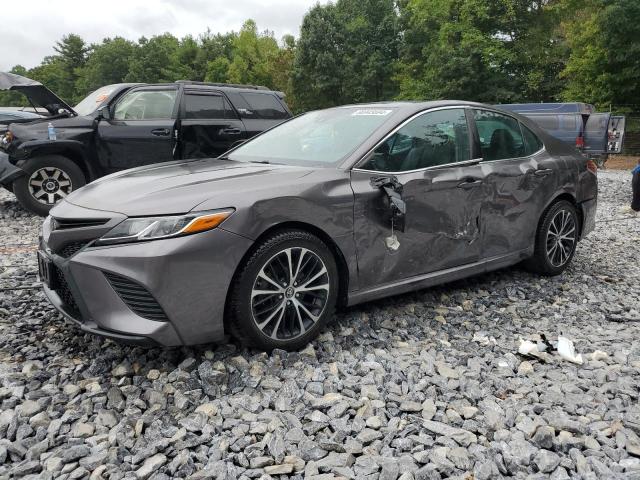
351,164 -> 485,289
479,152 -> 559,258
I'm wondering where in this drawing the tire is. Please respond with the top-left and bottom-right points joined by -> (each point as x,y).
228,229 -> 339,351
524,200 -> 579,276
12,155 -> 86,216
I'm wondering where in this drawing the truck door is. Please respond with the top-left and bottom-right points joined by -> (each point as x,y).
96,86 -> 178,172
607,115 -> 626,153
584,112 -> 611,156
178,90 -> 246,159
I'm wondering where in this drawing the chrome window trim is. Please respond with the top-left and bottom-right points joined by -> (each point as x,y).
351,105 -> 475,173
353,157 -> 484,175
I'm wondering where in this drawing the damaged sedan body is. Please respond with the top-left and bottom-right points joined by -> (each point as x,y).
38,101 -> 597,350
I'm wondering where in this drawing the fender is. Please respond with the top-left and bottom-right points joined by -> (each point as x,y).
12,139 -> 97,181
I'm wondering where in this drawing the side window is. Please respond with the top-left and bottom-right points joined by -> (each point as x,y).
474,110 -> 525,161
521,123 -> 544,156
361,108 -> 470,172
113,90 -> 177,120
239,93 -> 289,120
184,93 -> 225,119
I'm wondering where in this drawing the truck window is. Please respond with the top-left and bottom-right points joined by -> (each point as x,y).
239,93 -> 289,120
184,94 -> 226,119
114,90 -> 177,120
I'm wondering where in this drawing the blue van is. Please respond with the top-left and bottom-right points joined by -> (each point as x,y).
497,103 -> 625,162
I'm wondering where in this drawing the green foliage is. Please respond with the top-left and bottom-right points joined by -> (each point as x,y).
1,1 -> 639,112
561,0 -> 640,107
293,0 -> 400,110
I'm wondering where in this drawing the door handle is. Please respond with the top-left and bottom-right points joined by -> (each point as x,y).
220,127 -> 242,135
457,179 -> 483,189
533,168 -> 553,177
151,128 -> 170,136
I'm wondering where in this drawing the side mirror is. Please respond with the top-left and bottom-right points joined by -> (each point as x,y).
97,106 -> 111,121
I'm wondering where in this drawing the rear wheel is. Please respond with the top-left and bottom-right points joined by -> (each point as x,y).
228,230 -> 338,351
12,155 -> 86,216
525,200 -> 579,276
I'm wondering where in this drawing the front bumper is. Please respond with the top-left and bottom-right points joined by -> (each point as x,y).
0,151 -> 24,187
39,224 -> 253,346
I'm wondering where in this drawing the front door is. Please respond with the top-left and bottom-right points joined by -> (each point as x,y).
96,86 -> 178,173
472,109 -> 559,258
351,107 -> 486,288
178,90 -> 246,159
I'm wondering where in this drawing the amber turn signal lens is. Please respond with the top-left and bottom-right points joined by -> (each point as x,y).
181,211 -> 233,234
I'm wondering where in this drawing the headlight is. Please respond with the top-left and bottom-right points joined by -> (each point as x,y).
94,209 -> 234,246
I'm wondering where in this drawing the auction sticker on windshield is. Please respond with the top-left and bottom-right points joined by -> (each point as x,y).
351,109 -> 393,116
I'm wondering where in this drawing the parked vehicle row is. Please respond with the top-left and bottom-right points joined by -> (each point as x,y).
36,101 -> 597,350
0,72 -> 292,215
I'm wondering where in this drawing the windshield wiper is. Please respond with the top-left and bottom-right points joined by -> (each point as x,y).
249,160 -> 271,164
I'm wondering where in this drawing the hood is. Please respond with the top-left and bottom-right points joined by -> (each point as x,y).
0,72 -> 76,116
61,159 -> 316,216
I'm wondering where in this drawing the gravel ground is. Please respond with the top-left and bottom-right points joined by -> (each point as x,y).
0,170 -> 639,480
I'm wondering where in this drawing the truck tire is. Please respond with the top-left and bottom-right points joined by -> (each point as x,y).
12,155 -> 86,216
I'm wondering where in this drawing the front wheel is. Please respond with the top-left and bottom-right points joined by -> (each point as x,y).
12,155 -> 86,216
228,230 -> 339,351
524,200 -> 579,276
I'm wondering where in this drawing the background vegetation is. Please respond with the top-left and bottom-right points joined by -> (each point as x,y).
1,0 -> 638,113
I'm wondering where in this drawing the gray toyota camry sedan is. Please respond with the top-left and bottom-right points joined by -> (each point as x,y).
38,101 -> 597,350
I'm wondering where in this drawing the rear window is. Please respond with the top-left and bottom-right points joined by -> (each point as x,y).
239,93 -> 289,120
521,124 -> 544,155
183,93 -> 237,119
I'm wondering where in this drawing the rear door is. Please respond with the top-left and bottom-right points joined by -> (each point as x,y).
607,115 -> 625,153
473,109 -> 559,258
177,89 -> 246,159
584,112 -> 611,155
96,86 -> 178,172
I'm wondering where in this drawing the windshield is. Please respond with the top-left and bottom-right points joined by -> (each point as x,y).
227,107 -> 397,166
74,85 -> 118,116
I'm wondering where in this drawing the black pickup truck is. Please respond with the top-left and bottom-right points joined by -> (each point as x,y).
0,73 -> 292,215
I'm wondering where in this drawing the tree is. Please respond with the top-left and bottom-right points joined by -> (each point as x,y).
227,20 -> 280,86
75,37 -> 137,95
53,34 -> 89,103
125,33 -> 190,83
293,0 -> 399,110
561,0 -> 640,107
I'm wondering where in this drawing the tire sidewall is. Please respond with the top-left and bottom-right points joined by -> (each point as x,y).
12,155 -> 86,216
537,200 -> 579,275
232,232 -> 339,351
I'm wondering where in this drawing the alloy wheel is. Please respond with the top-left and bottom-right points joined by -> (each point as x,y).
545,209 -> 576,267
251,247 -> 330,341
28,167 -> 73,205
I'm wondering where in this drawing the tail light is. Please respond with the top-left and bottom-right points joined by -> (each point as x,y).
575,135 -> 585,149
586,159 -> 597,174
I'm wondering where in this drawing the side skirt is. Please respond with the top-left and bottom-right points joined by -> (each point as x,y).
346,248 -> 532,307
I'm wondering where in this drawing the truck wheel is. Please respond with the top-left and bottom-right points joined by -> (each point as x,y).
12,155 -> 86,216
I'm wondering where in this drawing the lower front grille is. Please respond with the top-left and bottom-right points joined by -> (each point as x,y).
57,242 -> 88,258
104,273 -> 168,322
52,266 -> 80,317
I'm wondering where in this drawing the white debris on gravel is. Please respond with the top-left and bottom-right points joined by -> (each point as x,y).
0,170 -> 639,479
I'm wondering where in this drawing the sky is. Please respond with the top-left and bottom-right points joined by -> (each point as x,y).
0,0 -> 325,71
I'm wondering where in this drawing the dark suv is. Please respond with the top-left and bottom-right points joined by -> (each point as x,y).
0,76 -> 291,215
